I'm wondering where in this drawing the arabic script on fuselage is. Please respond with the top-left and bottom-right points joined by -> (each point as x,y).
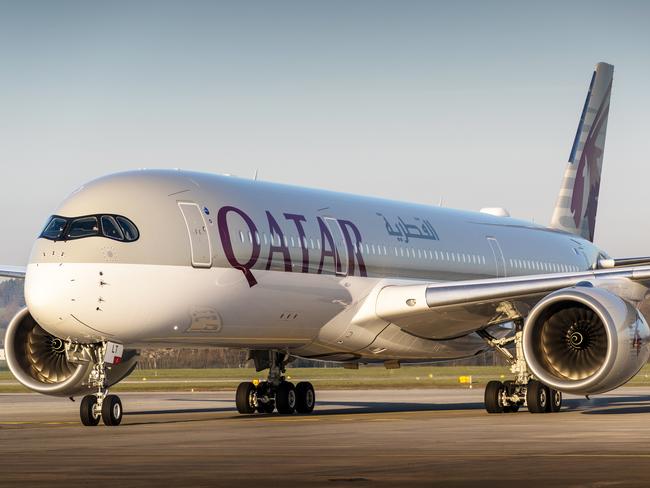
377,213 -> 440,243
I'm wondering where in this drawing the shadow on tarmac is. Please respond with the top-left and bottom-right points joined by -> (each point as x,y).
123,393 -> 650,420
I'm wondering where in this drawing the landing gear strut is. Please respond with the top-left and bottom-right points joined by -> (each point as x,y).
479,322 -> 562,414
235,351 -> 316,415
79,342 -> 123,427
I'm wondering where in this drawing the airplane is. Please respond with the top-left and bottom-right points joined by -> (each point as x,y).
4,61 -> 649,427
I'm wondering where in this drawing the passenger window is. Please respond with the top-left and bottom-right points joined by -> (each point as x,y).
101,216 -> 124,241
67,216 -> 99,239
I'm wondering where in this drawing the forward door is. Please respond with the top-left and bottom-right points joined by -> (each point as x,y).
178,202 -> 212,268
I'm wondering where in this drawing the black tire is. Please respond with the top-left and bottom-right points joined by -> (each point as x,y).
101,394 -> 123,426
548,388 -> 562,413
80,395 -> 100,426
276,381 -> 296,414
236,382 -> 257,414
257,401 -> 275,413
484,380 -> 505,414
527,380 -> 550,413
295,382 -> 316,414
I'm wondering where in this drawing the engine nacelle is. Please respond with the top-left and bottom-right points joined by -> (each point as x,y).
523,286 -> 650,395
4,308 -> 138,397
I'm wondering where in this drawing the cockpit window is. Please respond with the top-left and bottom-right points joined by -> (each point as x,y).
67,217 -> 99,238
39,214 -> 140,242
41,217 -> 67,240
115,216 -> 139,241
101,215 -> 124,241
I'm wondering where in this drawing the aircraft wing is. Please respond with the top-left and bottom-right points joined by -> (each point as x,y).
374,265 -> 650,340
0,266 -> 26,279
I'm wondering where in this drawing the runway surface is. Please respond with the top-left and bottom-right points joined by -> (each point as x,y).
3,388 -> 650,487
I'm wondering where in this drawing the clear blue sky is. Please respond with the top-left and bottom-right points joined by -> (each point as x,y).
1,1 -> 649,264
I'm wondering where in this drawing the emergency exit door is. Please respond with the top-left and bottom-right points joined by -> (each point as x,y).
178,202 -> 212,268
486,236 -> 506,278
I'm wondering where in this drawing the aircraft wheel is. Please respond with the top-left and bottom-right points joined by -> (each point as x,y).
276,381 -> 296,414
236,382 -> 257,414
80,395 -> 100,426
527,380 -> 550,413
102,394 -> 123,426
295,381 -> 316,414
484,380 -> 505,414
548,388 -> 562,412
502,381 -> 520,413
257,401 -> 275,413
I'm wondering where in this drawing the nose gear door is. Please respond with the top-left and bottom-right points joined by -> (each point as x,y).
178,202 -> 212,268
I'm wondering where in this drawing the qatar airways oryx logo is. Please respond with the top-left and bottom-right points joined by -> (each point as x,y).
216,206 -> 367,287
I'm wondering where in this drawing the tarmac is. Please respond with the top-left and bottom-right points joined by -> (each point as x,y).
3,387 -> 650,487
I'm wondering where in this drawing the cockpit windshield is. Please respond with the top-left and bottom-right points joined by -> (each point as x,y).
67,216 -> 99,239
41,217 -> 67,240
39,215 -> 139,242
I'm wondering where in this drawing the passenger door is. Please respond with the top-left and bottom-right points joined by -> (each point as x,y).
486,236 -> 506,278
323,217 -> 348,276
178,202 -> 212,268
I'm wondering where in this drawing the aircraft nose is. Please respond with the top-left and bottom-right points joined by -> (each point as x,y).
25,263 -> 105,342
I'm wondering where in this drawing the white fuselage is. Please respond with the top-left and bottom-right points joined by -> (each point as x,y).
24,170 -> 605,362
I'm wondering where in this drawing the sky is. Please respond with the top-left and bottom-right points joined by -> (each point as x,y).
1,0 -> 649,264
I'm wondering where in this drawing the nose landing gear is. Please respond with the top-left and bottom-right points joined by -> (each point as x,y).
79,342 -> 124,426
235,351 -> 316,415
479,322 -> 563,415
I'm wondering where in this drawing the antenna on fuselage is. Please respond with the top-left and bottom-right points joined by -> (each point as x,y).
254,169 -> 259,181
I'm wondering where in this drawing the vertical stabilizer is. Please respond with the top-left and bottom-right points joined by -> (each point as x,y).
550,62 -> 613,242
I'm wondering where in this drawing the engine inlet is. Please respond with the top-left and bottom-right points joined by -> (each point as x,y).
540,305 -> 608,381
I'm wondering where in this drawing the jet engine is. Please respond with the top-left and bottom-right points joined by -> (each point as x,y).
4,308 -> 138,397
522,285 -> 650,395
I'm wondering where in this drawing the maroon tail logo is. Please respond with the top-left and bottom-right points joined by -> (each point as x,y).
571,81 -> 611,242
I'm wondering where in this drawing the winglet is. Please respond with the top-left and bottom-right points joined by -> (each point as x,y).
550,62 -> 614,242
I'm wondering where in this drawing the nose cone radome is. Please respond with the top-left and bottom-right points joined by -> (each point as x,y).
24,263 -> 106,342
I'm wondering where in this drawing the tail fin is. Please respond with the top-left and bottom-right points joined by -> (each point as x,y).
550,62 -> 614,242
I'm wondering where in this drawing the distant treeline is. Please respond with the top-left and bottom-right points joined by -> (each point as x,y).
0,278 -> 508,368
0,279 -> 26,340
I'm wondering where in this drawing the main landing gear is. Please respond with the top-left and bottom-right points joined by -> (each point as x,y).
235,351 -> 316,415
79,342 -> 123,427
479,321 -> 562,415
